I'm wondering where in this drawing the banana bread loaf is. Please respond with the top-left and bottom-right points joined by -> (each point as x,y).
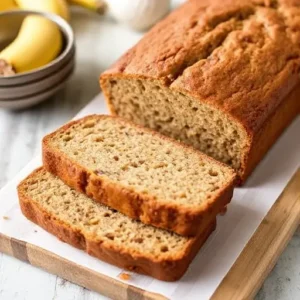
18,168 -> 216,281
42,115 -> 235,236
100,0 -> 300,184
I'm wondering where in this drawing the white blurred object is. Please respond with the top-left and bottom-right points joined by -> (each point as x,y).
108,0 -> 171,31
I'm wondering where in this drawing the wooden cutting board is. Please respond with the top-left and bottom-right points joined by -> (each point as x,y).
0,169 -> 299,300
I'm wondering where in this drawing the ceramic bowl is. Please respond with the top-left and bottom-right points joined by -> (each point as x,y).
0,49 -> 75,99
0,10 -> 74,86
0,67 -> 74,109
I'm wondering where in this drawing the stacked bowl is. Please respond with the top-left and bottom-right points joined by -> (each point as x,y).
0,10 -> 75,109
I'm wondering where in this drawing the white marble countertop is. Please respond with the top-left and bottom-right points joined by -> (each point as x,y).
0,5 -> 299,300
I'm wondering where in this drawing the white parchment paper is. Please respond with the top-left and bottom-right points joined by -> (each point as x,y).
0,94 -> 299,300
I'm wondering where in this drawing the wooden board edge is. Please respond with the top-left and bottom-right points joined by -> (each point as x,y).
211,168 -> 300,300
0,233 -> 167,300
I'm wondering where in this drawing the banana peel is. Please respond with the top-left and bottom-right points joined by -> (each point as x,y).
0,0 -> 18,11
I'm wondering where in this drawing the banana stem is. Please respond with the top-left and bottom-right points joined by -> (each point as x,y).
68,0 -> 107,15
0,59 -> 15,76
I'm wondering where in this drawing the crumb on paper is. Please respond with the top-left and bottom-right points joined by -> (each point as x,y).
34,230 -> 38,233
118,272 -> 131,281
3,216 -> 10,220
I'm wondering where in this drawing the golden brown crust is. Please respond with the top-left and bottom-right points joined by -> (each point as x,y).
42,115 -> 235,236
18,168 -> 216,282
100,0 -> 300,184
241,82 -> 300,182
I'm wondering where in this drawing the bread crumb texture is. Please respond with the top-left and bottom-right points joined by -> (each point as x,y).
101,0 -> 300,176
21,169 -> 197,260
49,115 -> 234,208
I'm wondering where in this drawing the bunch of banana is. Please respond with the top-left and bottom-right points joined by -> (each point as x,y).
0,0 -> 105,76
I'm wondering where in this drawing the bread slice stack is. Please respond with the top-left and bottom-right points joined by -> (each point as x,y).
18,115 -> 236,281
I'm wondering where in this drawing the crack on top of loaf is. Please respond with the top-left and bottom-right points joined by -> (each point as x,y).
166,0 -> 299,87
166,24 -> 248,84
253,0 -> 278,9
108,0 -> 300,99
163,5 -> 260,85
206,5 -> 255,29
114,2 -> 256,78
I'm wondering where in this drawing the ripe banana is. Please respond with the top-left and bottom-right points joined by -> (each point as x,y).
15,0 -> 70,21
0,0 -> 68,75
0,17 -> 62,74
0,0 -> 18,11
68,0 -> 107,14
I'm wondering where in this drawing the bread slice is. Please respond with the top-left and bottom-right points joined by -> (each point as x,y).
43,115 -> 235,236
18,168 -> 216,281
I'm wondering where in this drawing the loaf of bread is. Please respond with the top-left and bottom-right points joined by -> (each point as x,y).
100,0 -> 300,184
18,168 -> 216,281
42,115 -> 235,236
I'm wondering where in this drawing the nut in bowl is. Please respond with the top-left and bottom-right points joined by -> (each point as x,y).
0,10 -> 75,109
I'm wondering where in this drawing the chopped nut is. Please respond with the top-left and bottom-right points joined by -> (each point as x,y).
153,162 -> 167,169
133,237 -> 143,243
121,164 -> 129,171
105,233 -> 115,240
3,216 -> 10,220
88,218 -> 99,225
94,136 -> 104,142
178,192 -> 187,198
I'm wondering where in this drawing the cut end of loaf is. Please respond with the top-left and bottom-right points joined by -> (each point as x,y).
44,115 -> 235,210
101,76 -> 249,181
